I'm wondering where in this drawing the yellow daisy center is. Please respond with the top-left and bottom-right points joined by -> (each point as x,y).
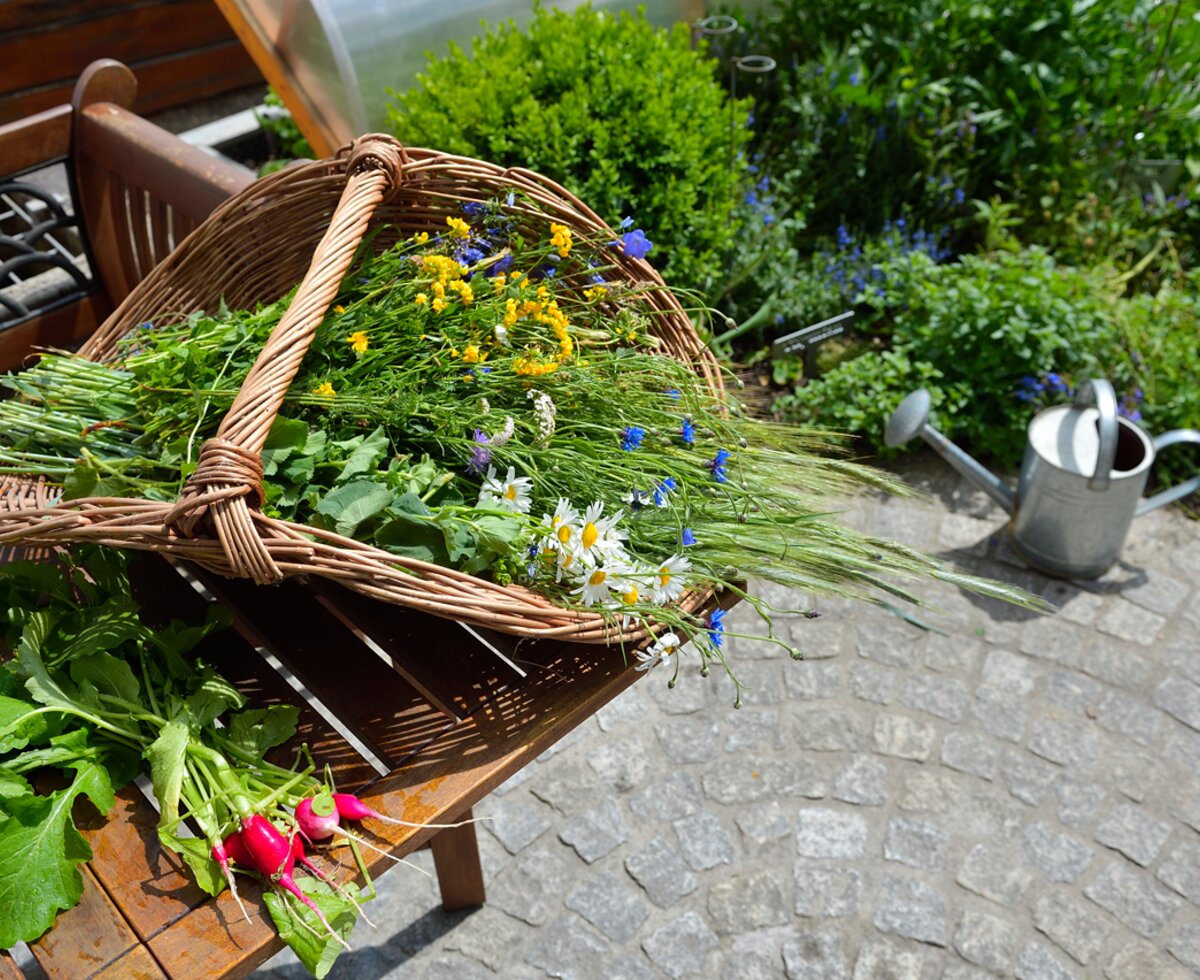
557,524 -> 573,544
504,485 -> 518,501
623,586 -> 639,604
582,522 -> 599,549
658,568 -> 671,587
589,569 -> 607,586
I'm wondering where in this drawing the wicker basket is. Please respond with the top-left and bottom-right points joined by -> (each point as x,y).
0,135 -> 722,643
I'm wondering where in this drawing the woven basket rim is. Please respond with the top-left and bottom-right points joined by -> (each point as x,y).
0,135 -> 724,644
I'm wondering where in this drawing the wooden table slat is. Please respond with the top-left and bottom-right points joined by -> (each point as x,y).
0,950 -> 25,980
28,865 -> 140,980
89,943 -> 169,979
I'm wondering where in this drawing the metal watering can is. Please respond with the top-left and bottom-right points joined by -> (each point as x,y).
886,379 -> 1200,579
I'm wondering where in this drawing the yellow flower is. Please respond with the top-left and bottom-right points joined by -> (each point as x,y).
432,298 -> 448,314
312,382 -> 336,398
583,286 -> 608,302
449,279 -> 474,304
414,293 -> 428,306
461,345 -> 482,364
346,330 -> 369,354
446,216 -> 471,239
334,305 -> 346,314
549,222 -> 573,258
514,356 -> 559,377
449,348 -> 460,359
412,231 -> 430,244
492,272 -> 507,293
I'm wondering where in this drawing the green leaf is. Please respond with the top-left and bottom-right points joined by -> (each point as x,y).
0,759 -> 115,948
68,651 -> 141,705
0,694 -> 55,754
376,495 -> 449,565
336,426 -> 389,483
184,666 -> 246,730
316,481 -> 394,538
0,767 -> 32,799
145,721 -> 190,830
17,615 -> 83,716
261,417 -> 311,476
5,729 -> 103,775
158,829 -> 226,897
263,876 -> 360,978
225,705 -> 300,757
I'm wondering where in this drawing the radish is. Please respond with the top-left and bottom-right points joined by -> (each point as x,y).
332,792 -> 477,831
239,814 -> 349,949
295,793 -> 340,841
210,838 -> 251,924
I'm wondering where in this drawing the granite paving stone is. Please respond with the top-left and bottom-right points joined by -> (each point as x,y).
925,633 -> 982,673
641,911 -> 719,979
852,938 -> 925,980
957,841 -> 1035,908
784,660 -> 844,701
1154,677 -> 1200,732
832,754 -> 889,806
1084,862 -> 1182,938
847,662 -> 897,704
1109,750 -> 1163,803
1042,669 -> 1105,716
940,730 -> 999,780
1054,775 -> 1107,828
524,911 -> 611,978
883,817 -> 949,871
899,673 -> 969,722
795,807 -> 869,859
953,906 -> 1017,974
723,708 -> 786,752
735,801 -> 791,850
721,928 -> 788,980
654,715 -> 721,765
1156,838 -> 1200,904
1104,940 -> 1192,980
1093,803 -> 1173,867
1014,941 -> 1077,980
972,684 -> 1030,743
486,798 -> 554,854
557,795 -> 629,864
1096,598 -> 1166,646
766,757 -> 829,799
874,872 -> 948,946
1021,820 -> 1093,883
794,707 -> 870,751
565,871 -> 648,942
1032,891 -> 1112,965
856,619 -> 922,668
873,713 -> 937,761
1166,919 -> 1200,975
624,836 -> 699,909
1000,748 -> 1060,806
781,929 -> 848,979
707,870 -> 789,934
1079,639 -> 1151,688
1094,690 -> 1164,747
627,771 -> 703,821
793,865 -> 864,919
1028,716 -> 1102,769
674,810 -> 735,871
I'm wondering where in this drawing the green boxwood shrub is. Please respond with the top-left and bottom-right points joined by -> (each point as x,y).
385,5 -> 752,294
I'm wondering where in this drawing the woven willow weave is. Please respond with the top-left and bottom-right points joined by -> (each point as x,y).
0,135 -> 720,642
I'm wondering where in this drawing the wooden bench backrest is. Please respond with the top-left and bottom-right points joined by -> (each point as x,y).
0,60 -> 254,369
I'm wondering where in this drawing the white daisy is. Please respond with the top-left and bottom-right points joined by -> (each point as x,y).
635,632 -> 681,671
539,498 -> 581,553
494,323 -> 510,346
575,564 -> 621,605
651,553 -> 691,604
576,501 -> 628,563
478,465 -> 533,514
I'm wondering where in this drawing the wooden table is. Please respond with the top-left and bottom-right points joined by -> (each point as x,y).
4,550 -> 666,978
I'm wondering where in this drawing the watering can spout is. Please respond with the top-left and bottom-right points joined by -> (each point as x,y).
886,390 -> 1016,513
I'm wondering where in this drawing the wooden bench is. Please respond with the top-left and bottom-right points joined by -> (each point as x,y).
0,61 -> 702,978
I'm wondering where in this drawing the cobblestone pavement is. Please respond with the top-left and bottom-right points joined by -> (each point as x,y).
258,457 -> 1200,979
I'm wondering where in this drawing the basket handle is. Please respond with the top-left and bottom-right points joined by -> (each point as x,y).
163,134 -> 408,584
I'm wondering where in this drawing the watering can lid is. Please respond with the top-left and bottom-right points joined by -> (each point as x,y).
1027,405 -> 1109,477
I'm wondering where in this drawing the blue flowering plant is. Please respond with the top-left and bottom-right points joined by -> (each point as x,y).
0,193 -> 1034,698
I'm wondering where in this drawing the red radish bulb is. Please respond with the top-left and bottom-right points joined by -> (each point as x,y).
296,794 -> 341,841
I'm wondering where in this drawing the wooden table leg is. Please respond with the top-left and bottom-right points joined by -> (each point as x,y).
428,810 -> 485,911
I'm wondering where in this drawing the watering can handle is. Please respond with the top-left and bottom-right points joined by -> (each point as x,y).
1136,429 -> 1200,516
1074,379 -> 1119,491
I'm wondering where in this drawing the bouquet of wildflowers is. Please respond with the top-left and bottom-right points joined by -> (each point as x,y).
0,193 -> 1027,694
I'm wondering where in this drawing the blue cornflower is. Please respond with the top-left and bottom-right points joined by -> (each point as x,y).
621,426 -> 646,451
680,418 -> 695,445
744,190 -> 759,206
462,201 -> 486,216
954,187 -> 966,205
707,607 -> 727,649
849,71 -> 860,86
708,448 -> 732,484
681,528 -> 698,547
665,389 -> 681,401
773,313 -> 785,325
652,477 -> 677,508
835,224 -> 853,249
837,110 -> 849,126
621,229 -> 653,260
619,216 -> 635,230
1045,372 -> 1068,394
456,245 -> 486,267
763,213 -> 775,225
467,429 -> 492,475
489,253 -> 514,276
